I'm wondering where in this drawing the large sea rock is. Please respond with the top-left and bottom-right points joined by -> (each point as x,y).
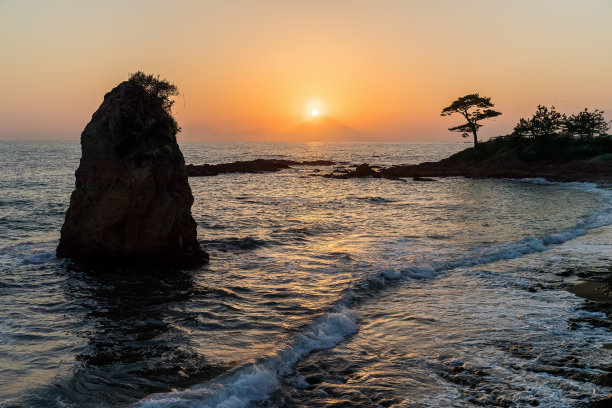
57,79 -> 208,268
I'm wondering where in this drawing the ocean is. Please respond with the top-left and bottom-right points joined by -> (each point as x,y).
0,141 -> 611,407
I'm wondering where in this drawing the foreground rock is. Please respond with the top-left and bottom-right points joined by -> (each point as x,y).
57,75 -> 208,268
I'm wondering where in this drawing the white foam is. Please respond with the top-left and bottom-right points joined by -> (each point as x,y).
516,177 -> 556,185
23,251 -> 57,264
136,308 -> 357,408
136,180 -> 612,408
434,181 -> 612,271
401,266 -> 437,279
137,215 -> 600,407
0,241 -> 58,266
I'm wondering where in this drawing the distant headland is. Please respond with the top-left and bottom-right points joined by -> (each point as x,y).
186,98 -> 612,183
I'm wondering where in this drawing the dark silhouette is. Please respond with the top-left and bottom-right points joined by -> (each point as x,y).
513,106 -> 610,140
316,156 -> 611,181
565,108 -> 610,140
513,105 -> 566,138
186,159 -> 335,177
441,94 -> 501,148
128,71 -> 180,127
57,72 -> 208,268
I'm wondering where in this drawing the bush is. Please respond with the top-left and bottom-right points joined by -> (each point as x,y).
565,108 -> 610,139
128,71 -> 179,113
513,105 -> 610,141
127,71 -> 181,135
513,105 -> 565,138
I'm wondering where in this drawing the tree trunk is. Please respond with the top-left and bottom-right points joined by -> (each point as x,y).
472,130 -> 478,149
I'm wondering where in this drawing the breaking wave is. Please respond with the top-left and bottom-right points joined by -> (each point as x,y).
137,181 -> 612,407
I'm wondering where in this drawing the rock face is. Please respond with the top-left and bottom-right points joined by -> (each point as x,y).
57,79 -> 208,268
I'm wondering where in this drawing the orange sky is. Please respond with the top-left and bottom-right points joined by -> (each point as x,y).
1,0 -> 611,142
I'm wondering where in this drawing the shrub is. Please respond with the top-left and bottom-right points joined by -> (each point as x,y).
128,71 -> 179,113
565,108 -> 610,140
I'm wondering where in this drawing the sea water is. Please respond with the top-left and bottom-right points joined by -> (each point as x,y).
0,141 -> 610,407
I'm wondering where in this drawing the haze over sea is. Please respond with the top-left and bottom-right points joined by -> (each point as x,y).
1,141 -> 611,407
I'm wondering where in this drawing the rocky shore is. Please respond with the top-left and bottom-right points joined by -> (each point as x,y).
186,157 -> 612,183
186,159 -> 334,176
377,158 -> 612,182
562,266 -> 612,407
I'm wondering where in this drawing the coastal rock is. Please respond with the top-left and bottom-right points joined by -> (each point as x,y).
323,163 -> 381,179
186,159 -> 292,176
352,163 -> 378,177
186,159 -> 335,177
57,77 -> 208,268
378,155 -> 612,182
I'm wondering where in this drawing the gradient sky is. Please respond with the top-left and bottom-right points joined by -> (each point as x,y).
1,0 -> 611,142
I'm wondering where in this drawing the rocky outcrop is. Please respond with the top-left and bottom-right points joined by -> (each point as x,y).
188,155 -> 612,182
186,159 -> 335,177
186,159 -> 293,176
379,158 -> 612,181
320,158 -> 612,182
351,163 -> 378,177
57,78 -> 208,268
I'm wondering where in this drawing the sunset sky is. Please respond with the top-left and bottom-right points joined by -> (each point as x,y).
1,0 -> 611,142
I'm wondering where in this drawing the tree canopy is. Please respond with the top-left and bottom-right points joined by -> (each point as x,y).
513,106 -> 610,140
512,105 -> 565,138
128,71 -> 179,113
441,94 -> 501,148
126,71 -> 181,135
565,108 -> 610,139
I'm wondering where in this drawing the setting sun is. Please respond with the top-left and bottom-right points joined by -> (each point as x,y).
303,98 -> 326,121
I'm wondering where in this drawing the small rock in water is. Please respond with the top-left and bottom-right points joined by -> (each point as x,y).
352,163 -> 377,177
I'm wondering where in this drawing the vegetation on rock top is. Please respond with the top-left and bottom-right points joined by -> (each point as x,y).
81,72 -> 183,162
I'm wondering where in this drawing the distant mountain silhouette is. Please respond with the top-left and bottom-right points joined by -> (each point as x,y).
179,117 -> 365,142
291,116 -> 365,142
180,125 -> 273,141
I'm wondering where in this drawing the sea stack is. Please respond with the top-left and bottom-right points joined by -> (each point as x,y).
57,72 -> 208,268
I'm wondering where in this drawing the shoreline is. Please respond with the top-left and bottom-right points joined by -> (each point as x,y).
186,157 -> 612,183
378,158 -> 612,182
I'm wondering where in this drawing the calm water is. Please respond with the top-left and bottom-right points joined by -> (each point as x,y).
1,141 -> 611,407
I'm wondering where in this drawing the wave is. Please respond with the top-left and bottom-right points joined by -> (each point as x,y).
134,181 -> 611,407
137,308 -> 358,408
204,237 -> 267,252
0,241 -> 58,266
350,196 -> 395,204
